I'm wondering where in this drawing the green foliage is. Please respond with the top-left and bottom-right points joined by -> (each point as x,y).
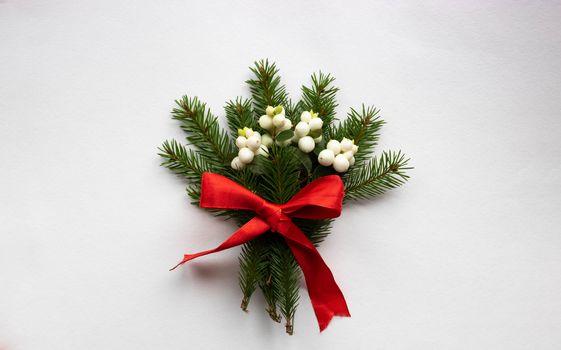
158,139 -> 212,183
238,239 -> 266,311
172,96 -> 234,168
329,105 -> 385,165
300,71 -> 339,128
293,218 -> 334,246
270,238 -> 301,335
257,145 -> 301,204
283,99 -> 303,124
344,151 -> 411,201
225,97 -> 256,139
159,60 -> 411,335
246,59 -> 288,117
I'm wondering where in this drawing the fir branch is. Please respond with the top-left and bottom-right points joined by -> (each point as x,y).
224,167 -> 261,194
257,145 -> 301,204
172,96 -> 234,167
283,99 -> 303,125
158,139 -> 212,183
270,239 -> 301,335
225,97 -> 256,139
186,184 -> 201,204
292,218 -> 334,246
238,240 -> 266,311
257,235 -> 282,323
246,59 -> 288,116
344,151 -> 411,201
329,105 -> 385,165
300,71 -> 339,127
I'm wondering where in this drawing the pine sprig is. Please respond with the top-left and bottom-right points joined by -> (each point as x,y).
344,151 -> 411,201
270,239 -> 301,335
257,145 -> 301,204
258,236 -> 282,323
225,97 -> 256,139
284,99 -> 303,125
293,218 -> 334,246
300,72 -> 339,128
158,139 -> 212,184
238,240 -> 266,311
246,59 -> 288,117
329,105 -> 385,165
172,96 -> 234,167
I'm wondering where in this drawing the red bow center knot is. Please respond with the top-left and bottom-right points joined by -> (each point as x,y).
256,201 -> 288,232
171,172 -> 351,332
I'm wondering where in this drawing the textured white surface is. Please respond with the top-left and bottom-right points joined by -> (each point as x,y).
1,1 -> 561,349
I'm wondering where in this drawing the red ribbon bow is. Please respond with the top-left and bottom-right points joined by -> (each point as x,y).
171,172 -> 350,331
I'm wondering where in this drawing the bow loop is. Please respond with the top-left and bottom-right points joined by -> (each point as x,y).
281,175 -> 345,219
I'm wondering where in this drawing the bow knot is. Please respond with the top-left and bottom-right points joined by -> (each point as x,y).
171,172 -> 350,332
256,201 -> 286,232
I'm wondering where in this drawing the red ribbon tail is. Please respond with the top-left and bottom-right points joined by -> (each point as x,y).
169,251 -> 212,271
170,217 -> 270,271
280,221 -> 351,332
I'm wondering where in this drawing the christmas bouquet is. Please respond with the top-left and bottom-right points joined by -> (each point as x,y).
159,60 -> 411,334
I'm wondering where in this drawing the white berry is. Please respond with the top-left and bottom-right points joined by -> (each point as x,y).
247,135 -> 261,151
300,111 -> 312,123
352,144 -> 359,154
257,144 -> 269,157
341,138 -> 353,152
259,115 -> 273,130
309,117 -> 323,130
295,121 -> 310,137
235,136 -> 247,149
261,134 -> 273,147
298,136 -> 315,153
243,127 -> 254,138
231,156 -> 245,170
349,156 -> 355,166
326,140 -> 341,154
343,150 -> 354,160
272,114 -> 286,127
238,147 -> 254,164
314,135 -> 322,143
277,118 -> 292,132
266,105 -> 275,116
333,154 -> 350,172
318,149 -> 335,166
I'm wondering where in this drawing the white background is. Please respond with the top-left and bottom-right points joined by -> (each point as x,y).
1,1 -> 560,349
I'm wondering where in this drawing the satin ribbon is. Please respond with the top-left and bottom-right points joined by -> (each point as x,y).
171,172 -> 350,331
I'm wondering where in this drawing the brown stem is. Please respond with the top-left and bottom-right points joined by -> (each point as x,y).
266,306 -> 282,323
240,297 -> 249,312
285,319 -> 294,335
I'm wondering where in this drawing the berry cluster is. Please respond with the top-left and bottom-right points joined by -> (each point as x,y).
231,127 -> 267,170
317,138 -> 358,173
293,110 -> 323,153
259,105 -> 292,141
233,105 -> 356,173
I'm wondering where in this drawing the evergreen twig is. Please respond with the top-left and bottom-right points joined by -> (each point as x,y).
158,139 -> 212,183
300,71 -> 339,128
270,239 -> 301,335
329,105 -> 385,165
225,97 -> 256,139
172,96 -> 234,167
246,59 -> 288,117
344,150 -> 411,201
